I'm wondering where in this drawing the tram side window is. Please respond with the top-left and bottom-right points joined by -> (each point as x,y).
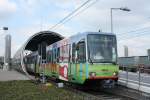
55,48 -> 57,62
50,50 -> 52,63
53,49 -> 55,63
52,49 -> 55,63
47,51 -> 51,63
72,43 -> 76,63
51,48 -> 58,63
46,51 -> 49,63
60,45 -> 69,62
77,41 -> 86,63
49,51 -> 51,63
54,48 -> 58,63
47,50 -> 52,63
57,48 -> 60,63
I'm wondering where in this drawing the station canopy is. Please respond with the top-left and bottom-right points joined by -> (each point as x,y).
25,31 -> 64,51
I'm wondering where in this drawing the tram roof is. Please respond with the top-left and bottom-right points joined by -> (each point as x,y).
74,32 -> 116,36
68,32 -> 115,43
24,31 -> 114,51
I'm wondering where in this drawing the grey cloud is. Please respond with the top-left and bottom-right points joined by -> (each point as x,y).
0,0 -> 17,20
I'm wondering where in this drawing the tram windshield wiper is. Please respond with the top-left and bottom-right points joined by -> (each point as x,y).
99,61 -> 114,63
89,57 -> 93,65
88,45 -> 93,65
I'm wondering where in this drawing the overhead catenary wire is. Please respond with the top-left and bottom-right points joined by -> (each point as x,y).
117,19 -> 150,34
118,31 -> 150,41
115,19 -> 150,38
117,28 -> 150,39
52,0 -> 99,30
114,21 -> 150,56
115,20 -> 150,41
49,0 -> 150,40
116,23 -> 150,41
117,25 -> 150,41
50,0 -> 93,30
117,26 -> 150,37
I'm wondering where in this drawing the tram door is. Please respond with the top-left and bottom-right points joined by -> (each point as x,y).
70,43 -> 76,80
70,40 -> 86,81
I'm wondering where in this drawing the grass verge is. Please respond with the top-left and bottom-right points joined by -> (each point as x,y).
0,80 -> 85,100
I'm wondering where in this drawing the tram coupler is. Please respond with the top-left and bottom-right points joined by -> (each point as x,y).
102,79 -> 115,88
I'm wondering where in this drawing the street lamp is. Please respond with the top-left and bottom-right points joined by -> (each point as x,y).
0,27 -> 8,31
111,7 -> 131,33
3,27 -> 8,30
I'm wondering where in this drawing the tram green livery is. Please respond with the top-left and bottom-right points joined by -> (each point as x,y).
36,32 -> 119,86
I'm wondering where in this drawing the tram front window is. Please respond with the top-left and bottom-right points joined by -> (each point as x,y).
87,34 -> 117,63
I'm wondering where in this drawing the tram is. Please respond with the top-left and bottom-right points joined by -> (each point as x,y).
23,32 -> 119,87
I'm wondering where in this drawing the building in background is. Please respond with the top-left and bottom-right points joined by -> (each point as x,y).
4,34 -> 11,70
124,45 -> 128,57
147,49 -> 150,61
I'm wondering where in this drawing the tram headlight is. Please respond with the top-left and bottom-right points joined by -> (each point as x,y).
89,72 -> 96,77
113,72 -> 118,76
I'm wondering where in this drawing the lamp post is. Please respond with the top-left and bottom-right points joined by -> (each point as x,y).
111,7 -> 131,33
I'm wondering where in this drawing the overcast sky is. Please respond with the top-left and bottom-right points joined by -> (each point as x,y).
0,0 -> 150,57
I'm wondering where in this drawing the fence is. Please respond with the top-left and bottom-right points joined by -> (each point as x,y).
119,66 -> 150,99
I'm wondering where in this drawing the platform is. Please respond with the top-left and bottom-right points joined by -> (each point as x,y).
0,69 -> 30,81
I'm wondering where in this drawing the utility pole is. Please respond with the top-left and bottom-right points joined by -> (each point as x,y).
110,7 -> 131,33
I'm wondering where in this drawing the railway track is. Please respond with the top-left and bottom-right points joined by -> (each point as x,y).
38,76 -> 150,100
102,84 -> 150,100
62,82 -> 134,100
86,90 -> 132,100
15,67 -> 149,100
36,76 -> 135,100
44,78 -> 122,100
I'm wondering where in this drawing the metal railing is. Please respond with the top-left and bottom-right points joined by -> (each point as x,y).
119,65 -> 150,100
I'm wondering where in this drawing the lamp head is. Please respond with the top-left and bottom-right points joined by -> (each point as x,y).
120,7 -> 131,11
3,27 -> 8,30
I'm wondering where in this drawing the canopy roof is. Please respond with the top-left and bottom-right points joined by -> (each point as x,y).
25,31 -> 64,51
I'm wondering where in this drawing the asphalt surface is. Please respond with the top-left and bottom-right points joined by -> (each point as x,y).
0,69 -> 30,81
119,71 -> 150,87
